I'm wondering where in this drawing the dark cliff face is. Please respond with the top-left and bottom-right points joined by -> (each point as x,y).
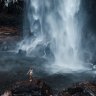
0,0 -> 25,42
80,0 -> 96,63
0,0 -> 24,13
82,0 -> 96,32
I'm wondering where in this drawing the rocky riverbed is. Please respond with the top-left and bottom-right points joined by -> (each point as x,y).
1,78 -> 53,96
1,77 -> 96,96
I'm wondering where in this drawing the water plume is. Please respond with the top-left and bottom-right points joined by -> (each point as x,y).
18,0 -> 89,74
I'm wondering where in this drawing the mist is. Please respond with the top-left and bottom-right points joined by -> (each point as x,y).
17,0 -> 94,74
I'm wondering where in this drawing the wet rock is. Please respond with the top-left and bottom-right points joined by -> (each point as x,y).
1,77 -> 96,96
2,78 -> 53,96
18,49 -> 26,56
58,82 -> 96,96
0,0 -> 24,43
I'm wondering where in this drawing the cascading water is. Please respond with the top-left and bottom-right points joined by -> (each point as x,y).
18,0 -> 45,56
45,0 -> 88,73
18,0 -> 89,73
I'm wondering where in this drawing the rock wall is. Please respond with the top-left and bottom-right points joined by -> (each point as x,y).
0,0 -> 25,45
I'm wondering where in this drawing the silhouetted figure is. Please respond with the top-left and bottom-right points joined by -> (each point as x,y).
27,68 -> 33,82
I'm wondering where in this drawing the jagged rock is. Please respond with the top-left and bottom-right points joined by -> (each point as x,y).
2,78 -> 53,96
58,82 -> 96,96
2,80 -> 96,96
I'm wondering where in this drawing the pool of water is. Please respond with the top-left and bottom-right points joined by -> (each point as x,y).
0,51 -> 95,92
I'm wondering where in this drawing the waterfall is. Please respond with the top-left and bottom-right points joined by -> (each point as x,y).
18,0 -> 89,73
18,0 -> 45,56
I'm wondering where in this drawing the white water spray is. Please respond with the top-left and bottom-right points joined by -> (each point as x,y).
19,0 -> 89,73
18,0 -> 45,56
45,0 -> 88,73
